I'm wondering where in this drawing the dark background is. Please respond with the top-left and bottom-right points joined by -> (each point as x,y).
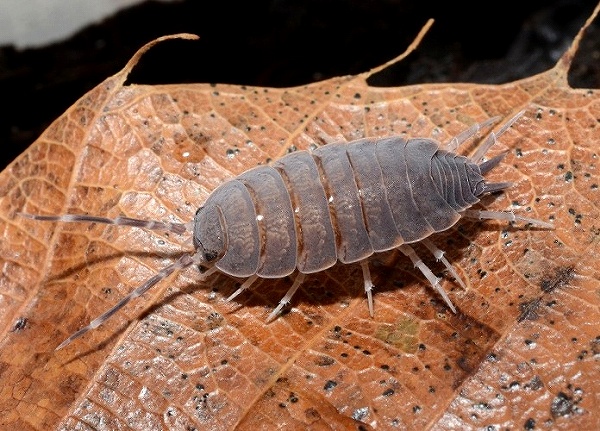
1,0 -> 598,171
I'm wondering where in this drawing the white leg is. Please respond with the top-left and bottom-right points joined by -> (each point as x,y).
267,273 -> 306,322
421,238 -> 466,289
470,110 -> 525,163
225,275 -> 259,302
360,260 -> 375,317
462,209 -> 553,228
445,116 -> 500,152
398,244 -> 457,313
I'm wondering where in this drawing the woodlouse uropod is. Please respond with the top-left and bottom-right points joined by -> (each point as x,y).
19,110 -> 553,349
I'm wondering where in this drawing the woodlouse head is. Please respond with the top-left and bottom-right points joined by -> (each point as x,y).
193,204 -> 225,264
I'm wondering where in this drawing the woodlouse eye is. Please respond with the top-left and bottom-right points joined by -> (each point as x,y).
204,251 -> 218,262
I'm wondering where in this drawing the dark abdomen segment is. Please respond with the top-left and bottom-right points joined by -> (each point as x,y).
312,144 -> 373,264
404,139 -> 461,232
375,137 -> 434,243
272,152 -> 338,274
237,166 -> 298,278
345,139 -> 403,252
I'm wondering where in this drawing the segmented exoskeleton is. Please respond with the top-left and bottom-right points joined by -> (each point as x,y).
19,111 -> 552,349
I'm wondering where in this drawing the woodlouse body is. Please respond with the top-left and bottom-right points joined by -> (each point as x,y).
197,138 -> 486,277
20,111 -> 552,349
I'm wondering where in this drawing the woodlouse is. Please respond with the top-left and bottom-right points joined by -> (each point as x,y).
20,111 -> 552,349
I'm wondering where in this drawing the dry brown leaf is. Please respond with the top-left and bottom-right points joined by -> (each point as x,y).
1,6 -> 599,430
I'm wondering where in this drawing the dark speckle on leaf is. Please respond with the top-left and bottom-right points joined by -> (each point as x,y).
524,418 -> 536,430
551,392 -> 573,417
457,357 -> 474,373
540,267 -> 575,293
315,355 -> 335,367
382,388 -> 394,397
518,298 -> 542,322
527,376 -> 544,391
352,407 -> 369,421
324,380 -> 337,391
11,317 -> 27,332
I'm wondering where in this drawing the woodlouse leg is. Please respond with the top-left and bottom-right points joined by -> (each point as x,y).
398,244 -> 457,313
445,116 -> 500,152
267,273 -> 306,322
470,110 -> 526,163
420,238 -> 466,289
225,275 -> 259,302
360,260 -> 375,317
462,209 -> 554,228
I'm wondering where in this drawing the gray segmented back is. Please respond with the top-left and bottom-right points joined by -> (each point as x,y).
194,137 -> 483,278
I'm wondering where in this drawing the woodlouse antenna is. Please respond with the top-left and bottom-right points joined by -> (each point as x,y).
54,252 -> 210,350
17,212 -> 206,349
17,213 -> 192,235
